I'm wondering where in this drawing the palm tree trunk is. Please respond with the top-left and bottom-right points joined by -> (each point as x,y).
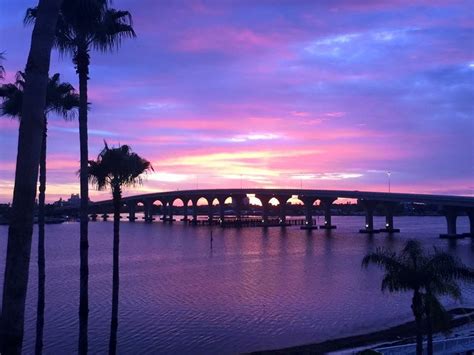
412,290 -> 424,355
109,185 -> 121,355
77,45 -> 90,355
35,118 -> 47,355
426,293 -> 434,355
0,1 -> 62,353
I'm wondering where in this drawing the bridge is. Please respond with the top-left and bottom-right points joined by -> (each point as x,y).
67,189 -> 474,238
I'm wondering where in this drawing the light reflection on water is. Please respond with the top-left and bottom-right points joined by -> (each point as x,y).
0,216 -> 472,354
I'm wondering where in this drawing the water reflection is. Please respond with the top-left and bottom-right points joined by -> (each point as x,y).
0,216 -> 471,354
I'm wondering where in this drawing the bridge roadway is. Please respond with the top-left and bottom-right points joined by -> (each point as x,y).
78,189 -> 474,238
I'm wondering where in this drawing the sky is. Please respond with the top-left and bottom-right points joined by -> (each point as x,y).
0,0 -> 473,203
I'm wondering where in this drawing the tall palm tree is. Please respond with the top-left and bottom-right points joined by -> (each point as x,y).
362,240 -> 474,355
0,0 -> 63,353
25,3 -> 135,352
87,142 -> 152,355
0,71 -> 79,355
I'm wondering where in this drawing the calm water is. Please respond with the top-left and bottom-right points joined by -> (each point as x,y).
0,216 -> 473,354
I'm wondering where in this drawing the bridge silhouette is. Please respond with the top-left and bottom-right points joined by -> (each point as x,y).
70,188 -> 474,238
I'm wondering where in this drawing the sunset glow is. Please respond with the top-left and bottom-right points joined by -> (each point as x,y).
0,0 -> 473,202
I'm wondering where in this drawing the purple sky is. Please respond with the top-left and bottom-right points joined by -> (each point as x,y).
0,0 -> 473,202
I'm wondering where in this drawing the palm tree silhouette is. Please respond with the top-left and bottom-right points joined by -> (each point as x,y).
0,1 -> 63,352
362,240 -> 474,355
87,142 -> 152,355
0,71 -> 78,355
25,3 -> 135,352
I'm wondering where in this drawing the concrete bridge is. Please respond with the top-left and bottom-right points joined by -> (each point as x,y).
71,189 -> 474,238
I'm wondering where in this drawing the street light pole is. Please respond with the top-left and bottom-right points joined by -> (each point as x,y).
387,171 -> 391,193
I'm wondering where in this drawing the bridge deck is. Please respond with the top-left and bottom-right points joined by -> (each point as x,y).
89,188 -> 474,207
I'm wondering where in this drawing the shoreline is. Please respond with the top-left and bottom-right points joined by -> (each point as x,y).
251,307 -> 474,354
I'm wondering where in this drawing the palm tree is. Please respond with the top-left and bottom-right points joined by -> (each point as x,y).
0,0 -> 63,353
87,142 -> 152,355
421,250 -> 474,354
362,240 -> 474,355
0,71 -> 79,354
25,3 -> 135,351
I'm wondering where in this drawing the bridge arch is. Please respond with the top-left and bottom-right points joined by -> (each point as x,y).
133,201 -> 146,221
168,197 -> 187,221
85,189 -> 474,234
188,197 -> 211,222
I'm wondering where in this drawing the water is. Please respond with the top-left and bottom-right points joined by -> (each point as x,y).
0,216 -> 472,354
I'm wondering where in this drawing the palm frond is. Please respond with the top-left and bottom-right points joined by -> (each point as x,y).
45,72 -> 79,119
1,71 -> 78,120
427,251 -> 474,283
92,9 -> 136,52
23,7 -> 37,25
362,248 -> 400,270
423,292 -> 452,334
87,160 -> 108,190
0,51 -> 5,79
0,77 -> 23,118
87,142 -> 152,193
401,240 -> 425,269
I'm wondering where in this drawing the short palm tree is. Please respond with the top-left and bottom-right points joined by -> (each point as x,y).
0,71 -> 78,354
421,250 -> 474,353
25,5 -> 135,351
87,142 -> 152,355
362,240 -> 474,355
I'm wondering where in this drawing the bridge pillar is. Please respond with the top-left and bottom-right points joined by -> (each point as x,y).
191,198 -> 199,224
255,195 -> 272,226
181,199 -> 189,221
320,198 -> 337,229
160,200 -> 168,222
167,201 -> 174,222
144,201 -> 154,222
466,208 -> 474,237
440,206 -> 462,239
233,194 -> 246,224
278,195 -> 291,226
301,197 -> 318,230
359,200 -> 380,234
207,197 -> 214,224
379,202 -> 400,233
128,202 -> 136,222
218,197 -> 226,224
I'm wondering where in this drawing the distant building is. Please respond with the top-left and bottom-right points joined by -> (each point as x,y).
52,198 -> 65,207
68,194 -> 81,207
53,194 -> 82,208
